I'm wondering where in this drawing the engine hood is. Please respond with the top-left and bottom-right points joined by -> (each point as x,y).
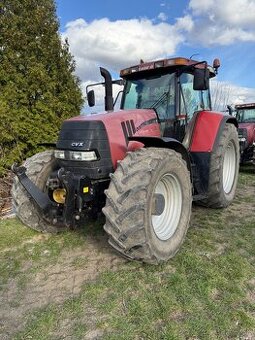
62,109 -> 161,168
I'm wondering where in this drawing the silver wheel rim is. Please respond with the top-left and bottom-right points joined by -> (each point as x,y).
152,173 -> 182,241
223,140 -> 236,194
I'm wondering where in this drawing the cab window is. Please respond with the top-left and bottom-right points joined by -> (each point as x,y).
180,73 -> 210,120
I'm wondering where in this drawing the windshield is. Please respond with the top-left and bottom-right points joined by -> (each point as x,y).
236,108 -> 255,123
122,73 -> 175,120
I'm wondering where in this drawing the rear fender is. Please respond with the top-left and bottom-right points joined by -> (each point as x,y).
189,111 -> 238,195
190,111 -> 238,152
128,136 -> 191,175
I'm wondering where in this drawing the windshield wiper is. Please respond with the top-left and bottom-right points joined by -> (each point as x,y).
149,92 -> 169,109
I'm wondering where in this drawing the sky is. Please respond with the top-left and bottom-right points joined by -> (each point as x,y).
55,0 -> 255,112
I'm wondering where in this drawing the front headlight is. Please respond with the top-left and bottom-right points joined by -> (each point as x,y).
238,137 -> 246,142
69,151 -> 97,161
54,150 -> 65,159
54,150 -> 98,161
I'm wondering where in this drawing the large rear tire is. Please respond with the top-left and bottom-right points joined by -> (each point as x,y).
199,124 -> 239,208
103,148 -> 192,264
11,151 -> 67,233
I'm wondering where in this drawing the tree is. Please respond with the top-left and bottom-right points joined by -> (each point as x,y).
0,0 -> 84,174
210,81 -> 233,112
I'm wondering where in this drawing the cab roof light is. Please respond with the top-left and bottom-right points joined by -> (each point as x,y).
154,60 -> 164,68
166,57 -> 189,66
120,56 -> 216,77
235,103 -> 255,109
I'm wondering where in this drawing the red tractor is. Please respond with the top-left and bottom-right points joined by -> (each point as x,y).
235,103 -> 255,164
12,57 -> 240,264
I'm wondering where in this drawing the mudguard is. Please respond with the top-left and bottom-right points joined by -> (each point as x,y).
128,136 -> 192,175
189,111 -> 237,152
188,111 -> 238,196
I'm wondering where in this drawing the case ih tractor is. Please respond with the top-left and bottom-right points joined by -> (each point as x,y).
12,57 -> 240,264
235,103 -> 255,163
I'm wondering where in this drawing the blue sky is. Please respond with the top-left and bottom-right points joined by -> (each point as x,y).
56,0 -> 255,108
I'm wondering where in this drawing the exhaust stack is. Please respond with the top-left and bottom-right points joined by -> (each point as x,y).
100,67 -> 114,111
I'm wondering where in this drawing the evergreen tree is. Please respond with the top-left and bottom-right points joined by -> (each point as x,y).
0,0 -> 84,174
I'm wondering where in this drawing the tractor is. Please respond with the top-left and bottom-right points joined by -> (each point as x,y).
235,103 -> 255,164
12,57 -> 240,264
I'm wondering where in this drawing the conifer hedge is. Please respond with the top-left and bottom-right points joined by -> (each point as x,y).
0,0 -> 84,175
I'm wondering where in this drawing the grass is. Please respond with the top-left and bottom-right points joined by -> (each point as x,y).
0,165 -> 254,339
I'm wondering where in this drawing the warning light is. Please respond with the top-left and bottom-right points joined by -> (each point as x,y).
83,187 -> 89,193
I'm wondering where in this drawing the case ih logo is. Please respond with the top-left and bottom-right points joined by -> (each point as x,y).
71,142 -> 84,147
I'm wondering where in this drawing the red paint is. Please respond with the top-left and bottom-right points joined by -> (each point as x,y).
127,141 -> 144,152
190,111 -> 224,152
68,109 -> 161,168
239,122 -> 255,145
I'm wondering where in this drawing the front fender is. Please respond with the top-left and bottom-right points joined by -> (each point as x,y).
128,136 -> 191,175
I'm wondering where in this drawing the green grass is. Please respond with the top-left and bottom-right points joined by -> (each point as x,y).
1,166 -> 255,339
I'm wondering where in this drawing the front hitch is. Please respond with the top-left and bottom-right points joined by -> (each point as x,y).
12,164 -> 96,229
11,164 -> 73,227
12,163 -> 58,217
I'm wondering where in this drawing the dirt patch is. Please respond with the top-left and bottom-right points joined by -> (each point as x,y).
0,233 -> 126,338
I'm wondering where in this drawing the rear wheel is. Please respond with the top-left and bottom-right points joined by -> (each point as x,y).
200,124 -> 239,208
103,148 -> 192,264
11,151 -> 67,233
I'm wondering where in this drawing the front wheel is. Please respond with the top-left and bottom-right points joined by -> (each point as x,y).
11,151 -> 67,233
103,148 -> 192,264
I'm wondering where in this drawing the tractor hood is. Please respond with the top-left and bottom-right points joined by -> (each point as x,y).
58,109 -> 161,169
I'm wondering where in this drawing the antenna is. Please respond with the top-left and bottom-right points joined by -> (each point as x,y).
189,53 -> 199,60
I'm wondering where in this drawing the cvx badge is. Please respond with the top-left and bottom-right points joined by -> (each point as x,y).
71,142 -> 84,147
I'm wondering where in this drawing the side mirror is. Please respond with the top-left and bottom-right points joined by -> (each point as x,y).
87,90 -> 95,107
213,58 -> 220,74
193,68 -> 209,91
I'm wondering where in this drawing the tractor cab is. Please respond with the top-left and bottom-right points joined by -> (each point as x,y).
120,57 -> 219,141
88,57 -> 220,142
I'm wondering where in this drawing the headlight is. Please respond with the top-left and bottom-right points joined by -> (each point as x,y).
238,137 -> 246,142
70,151 -> 97,161
54,150 -> 65,159
54,150 -> 98,161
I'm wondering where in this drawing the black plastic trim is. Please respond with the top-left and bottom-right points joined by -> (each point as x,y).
56,120 -> 113,179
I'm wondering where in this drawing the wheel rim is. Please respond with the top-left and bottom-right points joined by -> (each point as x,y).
151,173 -> 182,241
223,140 -> 236,194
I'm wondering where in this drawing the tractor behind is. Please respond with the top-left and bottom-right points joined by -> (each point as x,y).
235,103 -> 255,164
12,57 -> 240,264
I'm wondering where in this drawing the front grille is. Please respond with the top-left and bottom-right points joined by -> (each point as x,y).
56,120 -> 113,179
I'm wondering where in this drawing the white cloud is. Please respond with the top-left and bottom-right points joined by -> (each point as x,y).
175,15 -> 194,32
63,17 -> 189,81
158,12 -> 168,22
188,0 -> 255,45
190,0 -> 255,27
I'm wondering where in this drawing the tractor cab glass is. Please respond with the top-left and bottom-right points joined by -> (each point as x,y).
122,72 -> 176,121
180,73 -> 210,120
236,108 -> 255,123
121,69 -> 211,140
